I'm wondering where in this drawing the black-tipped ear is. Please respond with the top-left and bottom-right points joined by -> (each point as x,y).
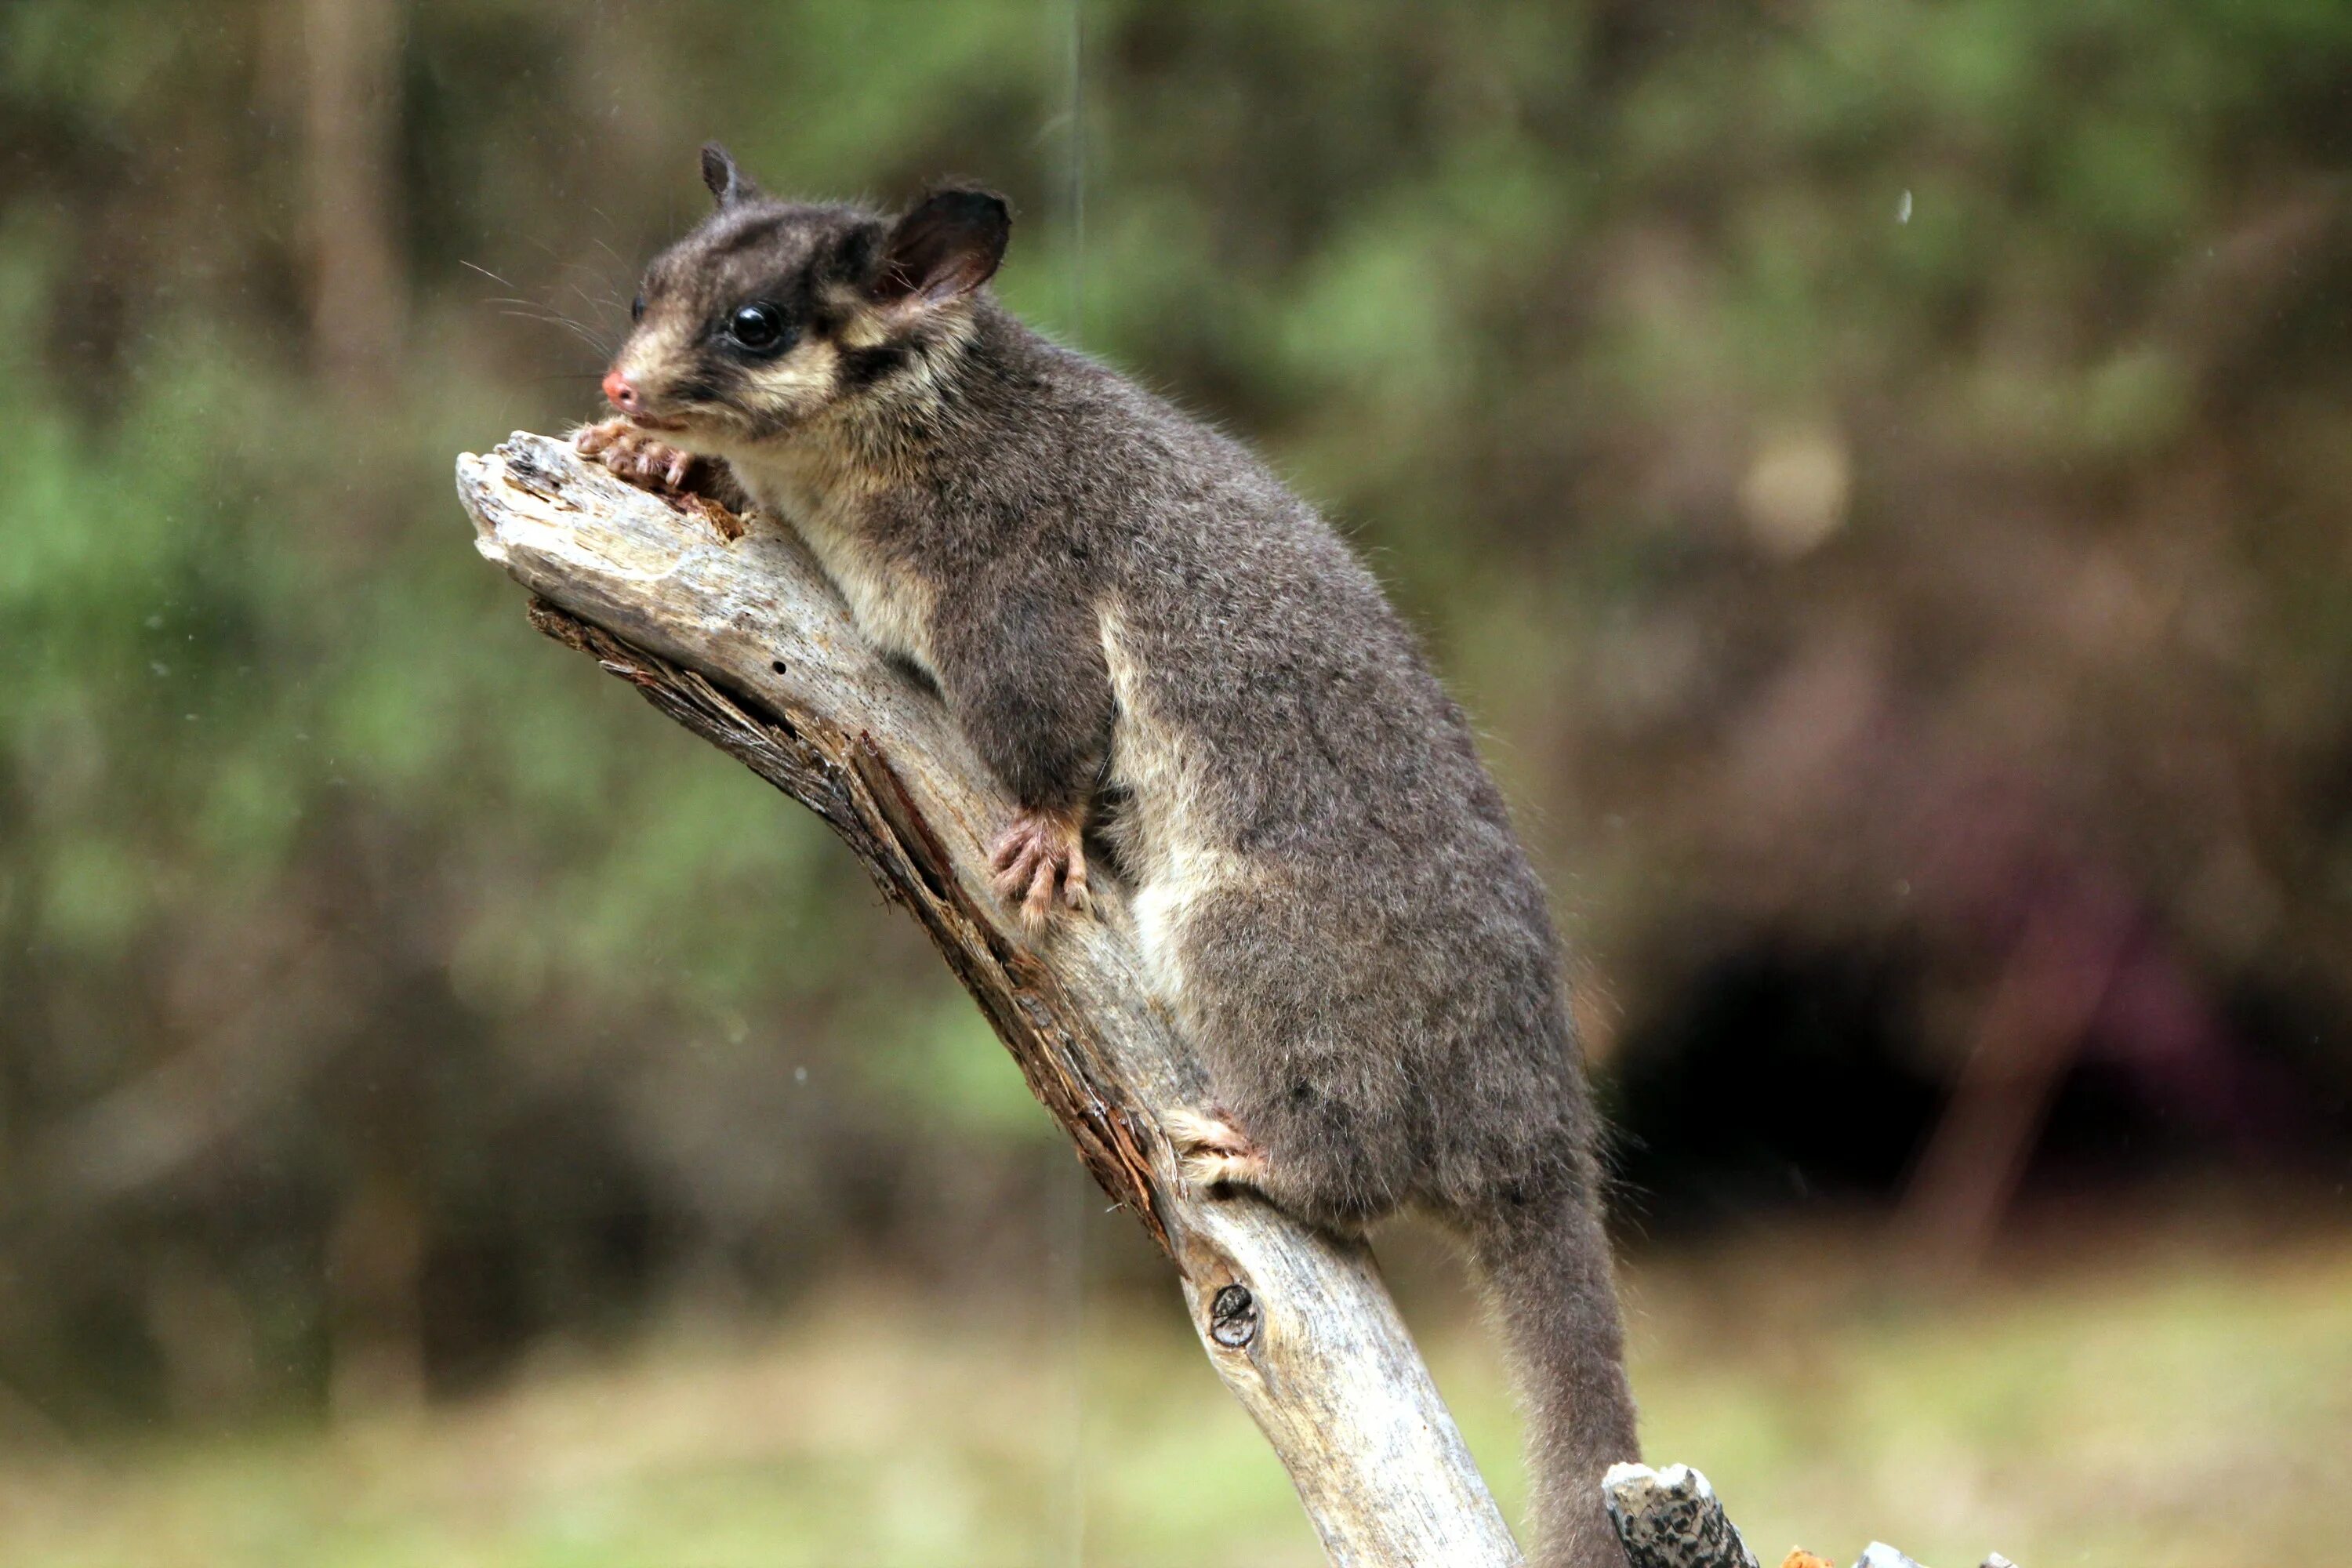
700,143 -> 759,208
871,188 -> 1010,306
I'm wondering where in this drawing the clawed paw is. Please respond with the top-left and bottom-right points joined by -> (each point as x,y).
574,418 -> 702,492
1165,1105 -> 1269,1192
988,807 -> 1090,931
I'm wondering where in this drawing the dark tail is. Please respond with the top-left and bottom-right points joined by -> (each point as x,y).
1467,1181 -> 1642,1568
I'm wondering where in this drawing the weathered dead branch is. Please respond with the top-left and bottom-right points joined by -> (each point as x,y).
458,431 -> 1520,1566
457,432 -> 2024,1568
1603,1464 -> 2020,1568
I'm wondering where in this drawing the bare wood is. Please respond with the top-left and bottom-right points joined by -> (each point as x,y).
1604,1464 -> 1760,1568
456,431 -> 1521,1567
1604,1464 -> 2022,1568
1854,1548 -> 1928,1568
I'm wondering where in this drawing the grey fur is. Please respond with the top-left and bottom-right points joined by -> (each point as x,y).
598,167 -> 1640,1567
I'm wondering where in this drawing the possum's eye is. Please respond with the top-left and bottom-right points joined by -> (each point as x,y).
725,301 -> 793,355
630,293 -> 644,323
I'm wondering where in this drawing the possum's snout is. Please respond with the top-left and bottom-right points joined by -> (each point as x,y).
599,368 -> 684,431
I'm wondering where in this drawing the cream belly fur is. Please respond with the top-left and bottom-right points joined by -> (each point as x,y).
739,459 -> 938,676
1098,607 -> 1250,1002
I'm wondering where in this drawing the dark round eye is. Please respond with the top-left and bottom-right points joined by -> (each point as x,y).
630,292 -> 644,323
726,301 -> 791,354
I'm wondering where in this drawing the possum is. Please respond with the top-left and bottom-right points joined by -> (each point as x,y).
578,144 -> 1640,1567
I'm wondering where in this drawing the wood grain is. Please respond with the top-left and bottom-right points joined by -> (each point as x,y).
456,430 -> 1523,1566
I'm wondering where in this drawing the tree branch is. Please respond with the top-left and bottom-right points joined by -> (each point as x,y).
1605,1464 -> 1760,1568
456,431 -> 1523,1566
1602,1465 -> 2022,1568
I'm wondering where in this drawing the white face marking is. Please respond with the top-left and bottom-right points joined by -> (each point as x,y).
829,283 -> 892,351
739,337 -> 842,423
613,311 -> 695,400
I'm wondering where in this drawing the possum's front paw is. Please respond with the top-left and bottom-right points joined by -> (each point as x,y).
989,806 -> 1090,931
574,418 -> 702,492
1166,1106 -> 1270,1192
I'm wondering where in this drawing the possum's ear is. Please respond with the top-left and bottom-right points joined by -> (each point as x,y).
870,188 -> 1010,306
699,143 -> 759,208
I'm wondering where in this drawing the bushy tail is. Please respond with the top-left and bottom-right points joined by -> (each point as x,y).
1467,1183 -> 1642,1568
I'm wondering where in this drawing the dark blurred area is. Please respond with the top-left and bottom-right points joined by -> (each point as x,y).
2,0 -> 2349,1458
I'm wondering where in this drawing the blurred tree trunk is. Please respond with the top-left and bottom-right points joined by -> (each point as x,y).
326,1164 -> 428,1417
299,0 -> 408,398
147,1247 -> 262,1423
1900,893 -> 2126,1277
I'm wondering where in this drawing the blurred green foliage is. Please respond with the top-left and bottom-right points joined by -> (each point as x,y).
1,0 -> 2349,1436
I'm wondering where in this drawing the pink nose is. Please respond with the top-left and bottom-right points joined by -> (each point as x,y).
601,368 -> 640,414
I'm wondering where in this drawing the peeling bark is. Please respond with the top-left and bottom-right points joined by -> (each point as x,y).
457,431 -> 1521,1566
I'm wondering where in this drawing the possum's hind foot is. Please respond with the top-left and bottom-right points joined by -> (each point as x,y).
1166,1105 -> 1271,1192
575,418 -> 702,492
989,806 -> 1090,931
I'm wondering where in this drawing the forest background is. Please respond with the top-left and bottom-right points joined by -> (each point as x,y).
2,2 -> 2349,1563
